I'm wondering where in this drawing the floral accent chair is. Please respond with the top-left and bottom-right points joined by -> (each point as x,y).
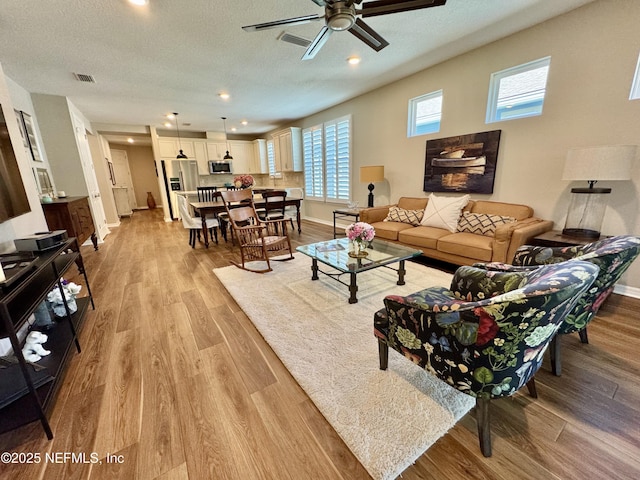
374,261 -> 599,457
511,235 -> 640,375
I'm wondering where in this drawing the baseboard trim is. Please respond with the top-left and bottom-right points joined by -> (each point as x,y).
613,284 -> 640,299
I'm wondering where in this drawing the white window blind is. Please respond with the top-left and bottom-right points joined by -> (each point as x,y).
303,115 -> 351,203
267,140 -> 275,176
303,126 -> 324,200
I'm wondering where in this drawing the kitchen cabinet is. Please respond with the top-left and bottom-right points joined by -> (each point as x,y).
228,140 -> 255,174
0,238 -> 94,439
272,127 -> 303,172
207,142 -> 227,161
252,139 -> 268,174
193,141 -> 209,175
159,138 -> 195,158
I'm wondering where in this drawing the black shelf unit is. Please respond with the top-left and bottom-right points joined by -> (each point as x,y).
0,238 -> 93,438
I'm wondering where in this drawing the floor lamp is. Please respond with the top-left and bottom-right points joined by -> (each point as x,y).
561,145 -> 636,239
360,166 -> 384,207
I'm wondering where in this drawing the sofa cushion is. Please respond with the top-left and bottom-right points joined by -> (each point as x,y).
384,206 -> 424,226
398,226 -> 452,249
397,197 -> 429,210
457,212 -> 516,236
437,232 -> 494,262
471,201 -> 532,221
420,193 -> 470,232
370,221 -> 414,241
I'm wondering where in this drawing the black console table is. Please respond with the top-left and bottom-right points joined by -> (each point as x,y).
0,238 -> 94,438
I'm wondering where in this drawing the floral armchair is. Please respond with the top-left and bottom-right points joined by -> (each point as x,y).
374,261 -> 599,457
509,235 -> 640,375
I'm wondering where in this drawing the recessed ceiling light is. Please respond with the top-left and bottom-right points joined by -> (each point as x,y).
241,120 -> 248,126
127,138 -> 134,143
347,56 -> 361,65
128,0 -> 149,6
218,93 -> 230,100
164,122 -> 172,128
166,113 -> 175,119
231,127 -> 237,132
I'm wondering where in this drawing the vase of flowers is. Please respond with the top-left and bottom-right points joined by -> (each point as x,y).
345,222 -> 375,258
233,174 -> 254,188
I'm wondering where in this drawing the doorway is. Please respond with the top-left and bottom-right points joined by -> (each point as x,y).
110,149 -> 138,209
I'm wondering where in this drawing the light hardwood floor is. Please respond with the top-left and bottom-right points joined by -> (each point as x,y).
1,208 -> 639,479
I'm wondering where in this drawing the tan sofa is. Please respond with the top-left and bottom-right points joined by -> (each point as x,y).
360,197 -> 553,265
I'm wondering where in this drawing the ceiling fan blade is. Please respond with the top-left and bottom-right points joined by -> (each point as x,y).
309,0 -> 328,5
242,14 -> 322,32
360,0 -> 446,18
348,17 -> 389,51
302,26 -> 333,60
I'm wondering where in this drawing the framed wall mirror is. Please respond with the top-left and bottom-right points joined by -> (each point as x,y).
21,112 -> 43,162
34,167 -> 54,195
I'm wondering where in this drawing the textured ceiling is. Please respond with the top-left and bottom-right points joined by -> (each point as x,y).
0,0 -> 595,137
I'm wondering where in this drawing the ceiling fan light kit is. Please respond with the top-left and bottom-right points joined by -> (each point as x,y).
242,0 -> 447,60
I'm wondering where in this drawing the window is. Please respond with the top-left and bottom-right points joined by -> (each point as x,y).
408,90 -> 443,137
486,56 -> 551,123
630,52 -> 640,100
303,115 -> 351,203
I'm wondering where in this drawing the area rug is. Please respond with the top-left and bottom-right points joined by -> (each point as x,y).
213,257 -> 475,480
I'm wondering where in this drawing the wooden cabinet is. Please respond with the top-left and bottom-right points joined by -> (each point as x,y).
228,140 -> 255,174
159,138 -> 194,158
193,141 -> 209,175
207,142 -> 226,161
272,127 -> 303,172
42,196 -> 98,251
0,239 -> 94,438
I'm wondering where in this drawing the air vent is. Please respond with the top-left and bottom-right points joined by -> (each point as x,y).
73,73 -> 96,83
278,32 -> 311,48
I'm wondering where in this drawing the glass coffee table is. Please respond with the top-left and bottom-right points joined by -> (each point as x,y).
296,238 -> 422,304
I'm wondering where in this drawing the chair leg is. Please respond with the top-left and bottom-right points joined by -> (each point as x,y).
526,377 -> 538,398
210,227 -> 219,244
578,327 -> 589,344
550,334 -> 562,376
189,230 -> 196,248
476,397 -> 492,457
378,340 -> 388,370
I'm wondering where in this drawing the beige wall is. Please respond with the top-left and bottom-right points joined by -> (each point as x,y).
296,0 -> 640,291
114,144 -> 162,209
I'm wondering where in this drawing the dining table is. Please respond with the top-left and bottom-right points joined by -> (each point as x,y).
190,197 -> 303,247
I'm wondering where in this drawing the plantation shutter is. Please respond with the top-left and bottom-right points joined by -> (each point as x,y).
267,140 -> 275,176
303,126 -> 324,200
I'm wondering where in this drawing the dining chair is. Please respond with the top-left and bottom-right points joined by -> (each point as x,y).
260,190 -> 293,232
177,194 -> 218,247
220,189 -> 294,273
196,186 -> 218,202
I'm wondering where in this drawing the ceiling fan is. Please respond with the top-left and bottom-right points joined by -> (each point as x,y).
242,0 -> 447,60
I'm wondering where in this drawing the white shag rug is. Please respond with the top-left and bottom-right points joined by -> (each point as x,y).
214,256 -> 475,480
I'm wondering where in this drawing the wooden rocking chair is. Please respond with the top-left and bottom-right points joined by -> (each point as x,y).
221,189 -> 294,273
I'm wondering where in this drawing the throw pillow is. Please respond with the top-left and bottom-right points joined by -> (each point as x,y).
420,193 -> 470,232
384,206 -> 424,226
457,212 -> 516,236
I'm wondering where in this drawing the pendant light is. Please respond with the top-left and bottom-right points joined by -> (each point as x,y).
222,117 -> 233,160
173,112 -> 188,159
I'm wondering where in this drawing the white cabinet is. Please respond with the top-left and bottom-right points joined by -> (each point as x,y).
193,141 -> 209,175
207,142 -> 226,161
272,127 -> 302,172
159,138 -> 194,158
228,140 -> 255,174
251,139 -> 268,174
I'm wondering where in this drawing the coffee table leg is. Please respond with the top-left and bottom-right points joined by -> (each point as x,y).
311,259 -> 319,280
349,272 -> 358,304
397,260 -> 406,285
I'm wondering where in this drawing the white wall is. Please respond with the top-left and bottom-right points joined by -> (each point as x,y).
296,0 -> 640,290
0,64 -> 48,252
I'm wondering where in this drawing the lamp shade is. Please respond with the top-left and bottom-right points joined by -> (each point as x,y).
562,145 -> 636,181
360,165 -> 384,183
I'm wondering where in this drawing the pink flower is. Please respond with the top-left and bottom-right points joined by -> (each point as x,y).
345,222 -> 375,242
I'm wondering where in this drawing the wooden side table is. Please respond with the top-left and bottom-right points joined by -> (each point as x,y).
333,209 -> 361,238
530,230 -> 603,248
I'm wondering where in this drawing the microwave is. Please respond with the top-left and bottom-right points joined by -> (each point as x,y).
208,160 -> 232,175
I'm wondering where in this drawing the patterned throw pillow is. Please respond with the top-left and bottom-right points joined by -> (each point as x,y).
384,206 -> 424,226
457,212 -> 516,236
420,193 -> 470,232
